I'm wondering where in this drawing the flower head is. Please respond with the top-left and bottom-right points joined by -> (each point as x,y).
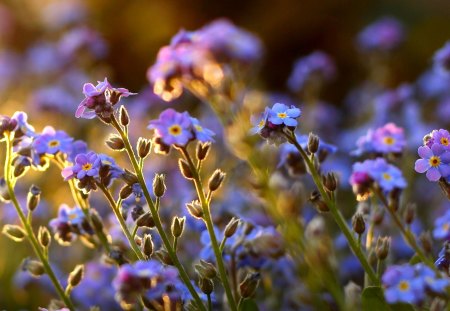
268,103 -> 301,127
49,204 -> 91,245
62,151 -> 101,180
148,109 -> 194,146
32,126 -> 73,155
415,144 -> 450,181
190,117 -> 215,143
433,210 -> 450,241
382,264 -> 424,305
357,17 -> 405,52
434,41 -> 450,74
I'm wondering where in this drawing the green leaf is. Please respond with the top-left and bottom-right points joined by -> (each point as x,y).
362,286 -> 391,311
238,299 -> 259,311
409,253 -> 422,265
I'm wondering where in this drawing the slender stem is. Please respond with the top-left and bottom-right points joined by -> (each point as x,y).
285,131 -> 379,285
132,225 -> 139,238
173,236 -> 178,252
179,147 -> 238,311
3,134 -> 76,311
376,260 -> 382,279
97,183 -> 145,261
219,236 -> 228,253
110,117 -> 206,311
372,188 -> 437,270
207,294 -> 212,311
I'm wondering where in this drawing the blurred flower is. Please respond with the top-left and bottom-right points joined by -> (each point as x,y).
49,204 -> 91,245
357,17 -> 405,52
434,41 -> 450,74
433,209 -> 450,241
382,264 -> 423,304
352,123 -> 406,155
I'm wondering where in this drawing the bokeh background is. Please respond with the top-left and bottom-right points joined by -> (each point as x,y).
1,0 -> 450,309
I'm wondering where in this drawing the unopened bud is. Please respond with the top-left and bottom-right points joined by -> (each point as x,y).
155,249 -> 173,265
318,148 -> 330,163
38,226 -> 51,248
153,174 -> 166,197
0,178 -> 11,202
171,216 -> 185,238
22,258 -> 45,277
196,142 -> 211,161
179,159 -> 194,179
68,264 -> 84,287
368,249 -> 377,266
106,135 -> 125,151
199,278 -> 214,295
2,224 -> 26,242
419,231 -> 433,254
137,137 -> 151,159
224,217 -> 239,238
239,272 -> 260,298
186,200 -> 203,219
388,188 -> 402,212
372,208 -> 384,225
119,185 -> 133,200
310,190 -> 329,212
375,236 -> 390,260
208,169 -> 226,192
27,185 -> 41,211
90,210 -> 104,233
322,173 -> 337,192
307,133 -> 320,154
13,156 -> 31,178
404,203 -> 416,225
122,169 -> 138,185
119,106 -> 130,127
142,234 -> 153,259
352,213 -> 365,235
195,260 -> 217,279
136,212 -> 155,228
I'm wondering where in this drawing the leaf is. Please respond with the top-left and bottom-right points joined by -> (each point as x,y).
238,299 -> 259,311
361,286 -> 391,311
409,253 -> 422,265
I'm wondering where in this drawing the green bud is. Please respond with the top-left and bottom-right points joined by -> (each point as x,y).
2,224 -> 26,242
375,236 -> 390,260
137,137 -> 151,159
171,216 -> 185,238
142,234 -> 154,259
196,142 -> 211,161
186,200 -> 203,219
239,272 -> 260,298
199,278 -> 214,295
68,264 -> 84,287
307,133 -> 320,154
122,169 -> 139,185
178,159 -> 194,179
153,174 -> 166,197
0,178 -> 11,202
119,105 -> 130,127
106,135 -> 125,151
22,258 -> 45,277
27,185 -> 41,211
38,226 -> 51,248
404,203 -> 416,225
195,260 -> 217,279
322,173 -> 337,192
224,217 -> 239,238
208,169 -> 225,192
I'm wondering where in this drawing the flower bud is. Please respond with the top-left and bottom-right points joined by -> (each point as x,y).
38,226 -> 51,248
106,135 -> 125,151
196,142 -> 211,161
136,212 -> 155,228
0,178 -> 11,202
239,272 -> 260,298
224,217 -> 239,238
142,234 -> 153,259
322,173 -> 337,192
90,210 -> 104,233
195,260 -> 217,279
178,159 -> 194,179
375,236 -> 390,260
137,137 -> 151,159
419,231 -> 433,254
119,185 -> 133,200
119,106 -> 130,127
13,156 -> 31,178
186,200 -> 203,219
107,248 -> 128,265
153,174 -> 166,198
2,224 -> 26,242
368,249 -> 377,266
404,203 -> 416,225
68,264 -> 84,287
307,133 -> 320,154
310,190 -> 329,212
171,216 -> 185,238
22,258 -> 45,277
155,249 -> 173,265
372,208 -> 384,225
27,185 -> 41,212
199,278 -> 214,295
208,169 -> 226,192
121,169 -> 139,185
318,148 -> 330,163
352,213 -> 365,235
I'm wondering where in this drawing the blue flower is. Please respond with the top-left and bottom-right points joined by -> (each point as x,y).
382,265 -> 424,304
32,126 -> 73,155
191,117 -> 215,142
433,209 -> 450,241
268,103 -> 301,127
148,108 -> 194,146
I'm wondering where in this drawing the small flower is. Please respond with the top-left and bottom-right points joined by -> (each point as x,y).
32,126 -> 73,155
62,151 -> 101,180
430,129 -> 450,150
372,123 -> 406,154
434,41 -> 450,74
148,109 -> 194,146
11,111 -> 35,137
415,263 -> 449,294
357,17 -> 405,52
415,144 -> 450,181
382,264 -> 424,304
190,117 -> 215,142
433,210 -> 450,241
268,103 -> 301,127
49,204 -> 91,245
250,108 -> 269,135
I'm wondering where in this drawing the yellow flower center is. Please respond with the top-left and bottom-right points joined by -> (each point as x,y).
195,125 -> 203,132
443,223 -> 450,231
429,156 -> 441,167
48,140 -> 60,147
277,112 -> 287,119
82,163 -> 92,171
68,213 -> 78,221
169,124 -> 182,136
258,119 -> 265,128
398,281 -> 410,291
382,173 -> 392,180
440,137 -> 449,146
383,136 -> 395,145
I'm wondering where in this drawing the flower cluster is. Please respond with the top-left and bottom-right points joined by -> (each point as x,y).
356,16 -> 405,52
49,204 -> 92,245
382,263 -> 449,304
352,123 -> 406,156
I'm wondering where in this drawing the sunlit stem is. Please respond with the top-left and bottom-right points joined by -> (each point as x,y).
179,146 -> 238,311
110,116 -> 206,311
3,133 -> 76,311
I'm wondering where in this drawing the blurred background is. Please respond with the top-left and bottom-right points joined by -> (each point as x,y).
1,0 -> 450,309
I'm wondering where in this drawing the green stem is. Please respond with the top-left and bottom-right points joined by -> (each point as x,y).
97,183 -> 145,261
110,116 -> 206,311
286,131 -> 379,285
3,134 -> 76,311
207,294 -> 212,311
179,147 -> 238,311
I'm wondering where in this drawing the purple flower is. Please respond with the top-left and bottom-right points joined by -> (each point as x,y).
372,123 -> 406,153
433,210 -> 450,241
49,204 -> 90,245
357,17 -> 405,52
11,111 -> 35,137
191,117 -> 215,142
415,144 -> 450,181
287,51 -> 336,92
32,126 -> 73,155
62,151 -> 101,180
382,264 -> 424,304
148,109 -> 194,146
268,103 -> 301,127
430,129 -> 450,150
434,41 -> 450,74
